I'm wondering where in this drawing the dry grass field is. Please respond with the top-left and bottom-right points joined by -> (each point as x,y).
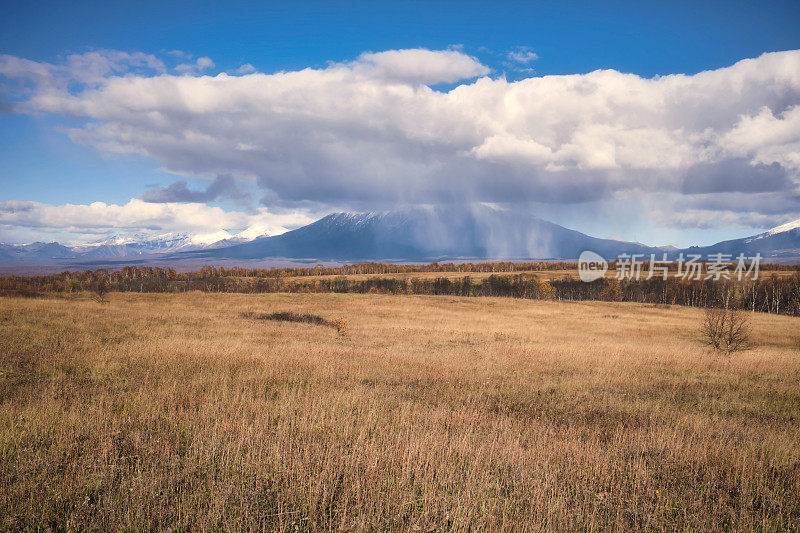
1,292 -> 799,531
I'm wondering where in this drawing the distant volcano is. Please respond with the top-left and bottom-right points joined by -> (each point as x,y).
179,205 -> 664,262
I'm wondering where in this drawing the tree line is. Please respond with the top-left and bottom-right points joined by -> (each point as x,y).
2,264 -> 800,317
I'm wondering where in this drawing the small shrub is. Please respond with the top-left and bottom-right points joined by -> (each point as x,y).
329,318 -> 348,334
702,306 -> 750,354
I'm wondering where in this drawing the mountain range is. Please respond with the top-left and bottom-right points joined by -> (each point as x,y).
0,228 -> 270,264
2,206 -> 799,269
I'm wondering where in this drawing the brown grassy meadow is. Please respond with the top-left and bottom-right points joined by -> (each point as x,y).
1,292 -> 799,531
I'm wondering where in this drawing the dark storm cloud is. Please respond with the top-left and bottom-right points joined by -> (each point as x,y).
679,159 -> 793,195
142,175 -> 250,204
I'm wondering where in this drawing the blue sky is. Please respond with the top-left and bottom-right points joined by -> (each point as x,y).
1,0 -> 799,246
3,1 -> 799,76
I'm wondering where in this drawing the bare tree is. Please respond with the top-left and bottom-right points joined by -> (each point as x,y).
702,306 -> 750,354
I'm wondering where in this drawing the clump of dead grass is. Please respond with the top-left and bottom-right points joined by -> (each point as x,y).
242,310 -> 347,333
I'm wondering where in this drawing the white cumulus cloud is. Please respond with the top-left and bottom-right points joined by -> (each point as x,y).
0,199 -> 313,244
352,48 -> 490,84
1,47 -> 799,232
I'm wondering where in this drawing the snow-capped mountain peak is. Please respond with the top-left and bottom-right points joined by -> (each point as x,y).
192,230 -> 235,245
81,227 -> 274,251
745,217 -> 800,243
764,218 -> 800,236
74,232 -> 199,252
231,224 -> 278,241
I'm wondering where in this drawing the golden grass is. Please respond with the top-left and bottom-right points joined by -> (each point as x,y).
1,292 -> 799,531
